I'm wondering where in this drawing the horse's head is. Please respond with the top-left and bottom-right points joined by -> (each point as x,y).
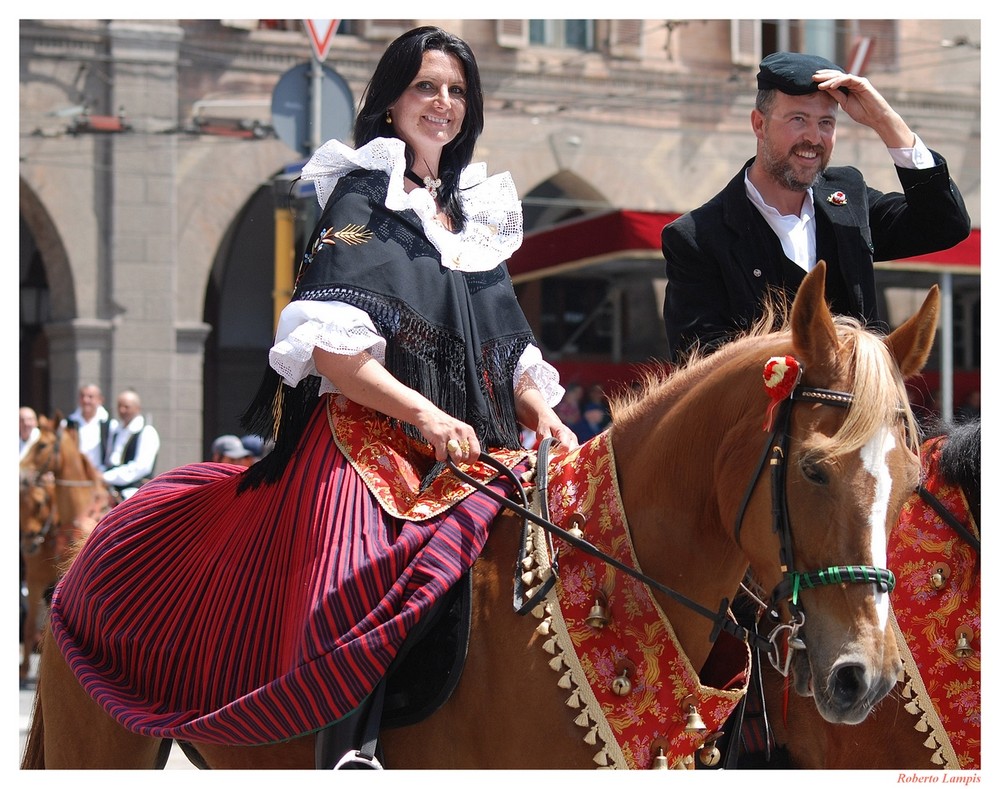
19,465 -> 56,557
20,413 -> 105,542
21,415 -> 61,476
736,263 -> 939,724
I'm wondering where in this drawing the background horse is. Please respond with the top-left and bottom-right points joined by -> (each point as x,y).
23,264 -> 940,769
19,416 -> 108,686
741,416 -> 981,770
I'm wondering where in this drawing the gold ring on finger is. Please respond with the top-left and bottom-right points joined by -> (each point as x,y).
460,439 -> 470,455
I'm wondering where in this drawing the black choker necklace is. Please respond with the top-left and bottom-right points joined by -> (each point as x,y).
405,168 -> 442,200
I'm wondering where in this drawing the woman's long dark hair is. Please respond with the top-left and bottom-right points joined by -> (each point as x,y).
353,26 -> 484,231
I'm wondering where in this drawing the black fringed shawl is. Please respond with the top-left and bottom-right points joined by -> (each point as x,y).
240,168 -> 535,488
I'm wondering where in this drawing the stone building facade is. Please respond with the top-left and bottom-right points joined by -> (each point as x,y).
19,19 -> 981,471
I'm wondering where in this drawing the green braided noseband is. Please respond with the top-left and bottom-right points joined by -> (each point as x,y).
790,566 -> 896,605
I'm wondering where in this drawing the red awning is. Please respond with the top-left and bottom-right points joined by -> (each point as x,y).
508,209 -> 980,281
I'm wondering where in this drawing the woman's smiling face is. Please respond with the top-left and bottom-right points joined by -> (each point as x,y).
389,49 -> 467,167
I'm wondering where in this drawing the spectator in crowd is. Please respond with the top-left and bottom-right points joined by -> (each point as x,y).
102,389 -> 160,500
573,401 -> 609,443
240,434 -> 272,463
210,434 -> 255,467
63,383 -> 112,471
554,382 -> 584,428
19,406 -> 39,462
582,383 -> 611,428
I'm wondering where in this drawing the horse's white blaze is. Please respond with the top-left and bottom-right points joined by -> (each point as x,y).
860,424 -> 895,631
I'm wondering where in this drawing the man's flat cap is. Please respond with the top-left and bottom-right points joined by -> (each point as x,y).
757,52 -> 845,94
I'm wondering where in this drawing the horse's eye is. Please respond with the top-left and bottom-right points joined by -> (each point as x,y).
801,461 -> 828,485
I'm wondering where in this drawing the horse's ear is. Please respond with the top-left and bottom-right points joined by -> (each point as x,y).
790,261 -> 839,373
884,285 -> 940,379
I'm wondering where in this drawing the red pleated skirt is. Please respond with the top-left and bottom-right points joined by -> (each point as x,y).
49,397 -> 518,745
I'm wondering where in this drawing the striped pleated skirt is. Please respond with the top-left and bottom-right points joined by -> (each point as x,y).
49,397 -> 517,745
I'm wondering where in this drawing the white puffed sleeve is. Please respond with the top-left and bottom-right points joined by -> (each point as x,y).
269,300 -> 386,395
514,344 -> 565,406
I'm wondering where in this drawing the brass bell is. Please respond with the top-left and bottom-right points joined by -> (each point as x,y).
650,746 -> 669,770
955,626 -> 974,659
566,513 -> 586,539
611,668 -> 632,697
586,595 -> 610,629
930,563 -> 949,590
684,701 -> 707,733
698,744 -> 722,767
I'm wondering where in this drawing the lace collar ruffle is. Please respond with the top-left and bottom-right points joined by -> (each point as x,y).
300,137 -> 523,272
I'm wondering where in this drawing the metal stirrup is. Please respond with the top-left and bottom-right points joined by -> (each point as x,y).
334,750 -> 384,770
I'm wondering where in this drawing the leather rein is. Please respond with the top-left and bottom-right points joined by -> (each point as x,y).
448,376 -> 897,667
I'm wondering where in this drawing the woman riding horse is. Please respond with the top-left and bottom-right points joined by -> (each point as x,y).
22,259 -> 942,768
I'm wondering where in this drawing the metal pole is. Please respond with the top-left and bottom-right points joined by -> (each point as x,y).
940,272 -> 954,423
310,57 -> 323,155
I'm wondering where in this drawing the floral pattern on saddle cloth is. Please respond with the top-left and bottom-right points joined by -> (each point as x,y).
326,395 -> 528,521
889,437 -> 980,770
527,431 -> 750,769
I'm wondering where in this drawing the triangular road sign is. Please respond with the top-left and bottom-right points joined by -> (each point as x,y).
304,19 -> 340,63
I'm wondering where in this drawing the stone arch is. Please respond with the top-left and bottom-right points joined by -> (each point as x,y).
19,177 -> 74,322
19,178 -> 77,411
201,175 -> 291,455
521,169 -> 610,231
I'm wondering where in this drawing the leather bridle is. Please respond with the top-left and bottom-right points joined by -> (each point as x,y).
448,377 -> 898,668
732,382 -> 896,673
19,425 -> 97,555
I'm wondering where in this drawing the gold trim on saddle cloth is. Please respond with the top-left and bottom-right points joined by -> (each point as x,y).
888,446 -> 980,770
523,431 -> 750,769
890,611 -> 962,769
326,395 -> 528,521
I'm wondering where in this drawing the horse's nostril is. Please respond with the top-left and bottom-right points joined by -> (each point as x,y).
830,662 -> 867,708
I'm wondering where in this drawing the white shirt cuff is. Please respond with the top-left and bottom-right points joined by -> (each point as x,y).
888,133 -> 934,170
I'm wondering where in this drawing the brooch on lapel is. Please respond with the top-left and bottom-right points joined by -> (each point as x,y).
827,191 -> 848,206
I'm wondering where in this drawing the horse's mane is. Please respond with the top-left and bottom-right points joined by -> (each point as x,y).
612,302 -> 920,461
933,418 -> 981,509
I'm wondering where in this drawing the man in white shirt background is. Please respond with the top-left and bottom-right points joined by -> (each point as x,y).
102,389 -> 160,500
19,406 -> 39,462
63,383 -> 111,472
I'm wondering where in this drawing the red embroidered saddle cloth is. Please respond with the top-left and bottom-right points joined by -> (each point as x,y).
889,436 -> 980,769
527,431 -> 750,769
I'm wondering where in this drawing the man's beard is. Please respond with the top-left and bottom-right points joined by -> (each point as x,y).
761,143 -> 830,191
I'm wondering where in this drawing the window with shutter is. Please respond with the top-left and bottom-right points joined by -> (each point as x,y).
609,20 -> 643,59
856,20 -> 898,70
523,20 -> 595,51
731,20 -> 761,68
497,19 -> 528,48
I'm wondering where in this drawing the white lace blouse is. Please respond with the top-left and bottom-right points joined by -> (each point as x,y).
269,137 -> 564,406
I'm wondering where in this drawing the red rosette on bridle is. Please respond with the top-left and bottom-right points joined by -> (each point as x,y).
762,355 -> 801,431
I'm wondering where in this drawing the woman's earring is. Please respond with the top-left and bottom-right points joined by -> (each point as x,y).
385,110 -> 392,125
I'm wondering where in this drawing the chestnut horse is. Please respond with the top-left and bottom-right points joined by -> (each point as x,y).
22,264 -> 940,769
743,416 -> 981,770
19,416 -> 108,686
